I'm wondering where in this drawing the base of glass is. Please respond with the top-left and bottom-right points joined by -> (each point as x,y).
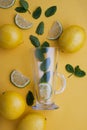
32,102 -> 59,110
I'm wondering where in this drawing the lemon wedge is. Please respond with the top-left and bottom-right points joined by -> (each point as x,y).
0,0 -> 15,8
39,83 -> 52,100
10,70 -> 30,88
47,21 -> 63,40
15,14 -> 33,29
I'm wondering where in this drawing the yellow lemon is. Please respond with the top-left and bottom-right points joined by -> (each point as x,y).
0,91 -> 25,120
0,24 -> 23,49
17,112 -> 46,130
58,25 -> 86,53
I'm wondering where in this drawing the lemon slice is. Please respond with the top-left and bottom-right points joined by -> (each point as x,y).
47,21 -> 63,40
39,83 -> 52,100
0,0 -> 15,8
10,70 -> 30,88
15,14 -> 33,29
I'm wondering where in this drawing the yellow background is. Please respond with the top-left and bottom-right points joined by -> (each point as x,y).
0,0 -> 87,130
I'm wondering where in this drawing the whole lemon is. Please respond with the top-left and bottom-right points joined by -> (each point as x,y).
0,91 -> 25,120
0,24 -> 23,49
17,112 -> 46,130
58,25 -> 86,53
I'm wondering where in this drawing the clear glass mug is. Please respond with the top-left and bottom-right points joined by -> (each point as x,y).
31,47 -> 66,110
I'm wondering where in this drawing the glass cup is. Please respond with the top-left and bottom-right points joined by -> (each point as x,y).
31,47 -> 66,110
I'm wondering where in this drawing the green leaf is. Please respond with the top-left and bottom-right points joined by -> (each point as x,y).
45,6 -> 57,17
41,41 -> 50,47
26,91 -> 34,106
32,6 -> 42,19
40,41 -> 50,53
15,7 -> 27,13
40,71 -> 50,83
36,22 -> 44,35
35,48 -> 45,61
40,48 -> 48,53
65,64 -> 74,73
65,64 -> 86,78
75,66 -> 86,77
20,0 -> 29,11
29,35 -> 40,47
40,57 -> 51,71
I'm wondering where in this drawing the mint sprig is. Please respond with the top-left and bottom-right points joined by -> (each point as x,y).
65,64 -> 86,78
15,0 -> 31,14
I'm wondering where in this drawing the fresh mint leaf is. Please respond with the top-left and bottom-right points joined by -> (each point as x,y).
26,91 -> 34,106
40,41 -> 50,53
75,66 -> 86,77
40,57 -> 51,71
40,71 -> 50,83
35,48 -> 45,61
65,64 -> 86,78
29,35 -> 40,47
32,6 -> 42,19
15,7 -> 27,13
41,41 -> 50,47
45,6 -> 57,17
65,64 -> 74,73
20,0 -> 29,11
15,0 -> 31,14
36,21 -> 44,35
40,48 -> 48,53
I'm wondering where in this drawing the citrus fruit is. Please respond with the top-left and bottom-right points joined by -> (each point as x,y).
39,83 -> 52,100
47,21 -> 63,40
10,70 -> 30,88
0,0 -> 15,8
15,14 -> 33,29
0,24 -> 23,49
58,25 -> 86,53
0,91 -> 25,120
17,112 -> 46,130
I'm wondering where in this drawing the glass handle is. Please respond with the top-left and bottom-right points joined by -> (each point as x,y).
54,73 -> 66,94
